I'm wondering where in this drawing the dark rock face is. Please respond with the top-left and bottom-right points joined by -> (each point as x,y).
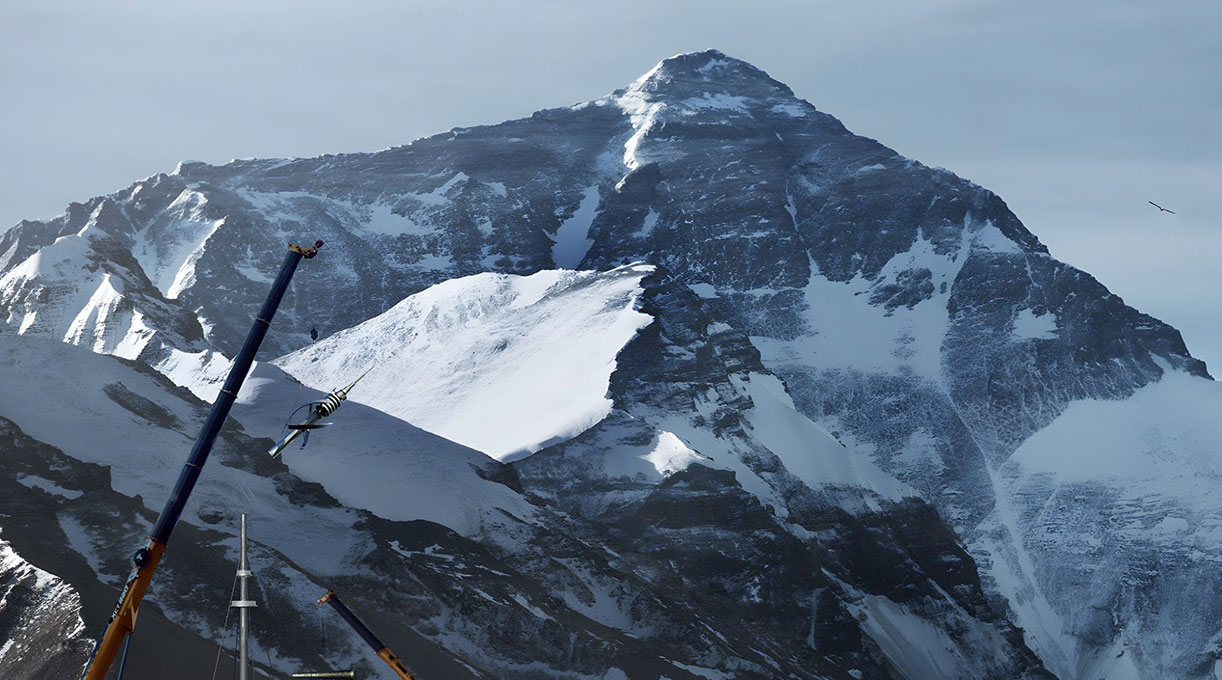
515,272 -> 1053,678
0,49 -> 1214,678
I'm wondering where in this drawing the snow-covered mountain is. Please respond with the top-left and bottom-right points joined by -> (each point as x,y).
0,304 -> 1047,679
0,48 -> 1215,679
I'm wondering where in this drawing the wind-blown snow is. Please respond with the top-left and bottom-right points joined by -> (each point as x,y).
847,593 -> 1023,680
275,264 -> 655,461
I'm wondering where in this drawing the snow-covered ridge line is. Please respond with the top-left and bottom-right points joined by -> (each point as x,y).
0,536 -> 86,669
276,264 -> 656,462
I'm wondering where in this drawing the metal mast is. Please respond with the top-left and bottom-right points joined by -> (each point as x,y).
232,514 -> 258,680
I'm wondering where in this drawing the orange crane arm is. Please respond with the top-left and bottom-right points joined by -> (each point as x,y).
318,590 -> 418,680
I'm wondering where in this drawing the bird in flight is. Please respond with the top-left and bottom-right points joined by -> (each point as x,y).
1148,201 -> 1176,214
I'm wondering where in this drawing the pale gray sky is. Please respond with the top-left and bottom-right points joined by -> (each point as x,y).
2,0 -> 1218,370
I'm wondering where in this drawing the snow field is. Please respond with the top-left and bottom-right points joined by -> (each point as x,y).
275,264 -> 655,462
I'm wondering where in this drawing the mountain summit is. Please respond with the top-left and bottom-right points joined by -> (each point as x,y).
0,50 -> 1217,680
623,49 -> 798,99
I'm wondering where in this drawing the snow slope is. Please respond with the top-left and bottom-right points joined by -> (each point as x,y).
231,362 -> 536,532
1002,365 -> 1222,679
275,264 -> 655,461
0,335 -> 528,538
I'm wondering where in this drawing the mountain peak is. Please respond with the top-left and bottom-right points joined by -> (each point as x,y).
624,49 -> 796,102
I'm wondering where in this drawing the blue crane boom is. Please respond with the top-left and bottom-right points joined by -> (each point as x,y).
78,240 -> 323,680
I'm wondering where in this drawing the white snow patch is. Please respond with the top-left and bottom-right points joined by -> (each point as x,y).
1013,308 -> 1058,340
63,274 -> 132,354
890,429 -> 947,476
237,189 -> 440,241
680,92 -> 750,113
688,282 -> 718,299
970,220 -> 1023,255
695,58 -> 732,75
646,410 -> 784,516
154,347 -> 233,401
738,373 -> 909,503
510,593 -> 554,621
233,261 -> 273,284
753,228 -> 972,385
556,559 -> 642,633
234,362 -> 537,533
643,431 -> 706,476
0,536 -> 85,655
16,476 -> 83,500
665,660 -> 727,680
56,516 -> 106,576
769,102 -> 808,118
0,230 -> 159,359
414,171 -> 469,206
636,208 -> 660,238
856,163 -> 887,174
361,202 -> 428,237
0,333 -> 531,547
550,185 -> 600,269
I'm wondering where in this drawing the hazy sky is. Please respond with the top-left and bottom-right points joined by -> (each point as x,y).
2,0 -> 1218,370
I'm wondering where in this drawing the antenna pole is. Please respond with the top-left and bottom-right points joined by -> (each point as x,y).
233,514 -> 258,680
